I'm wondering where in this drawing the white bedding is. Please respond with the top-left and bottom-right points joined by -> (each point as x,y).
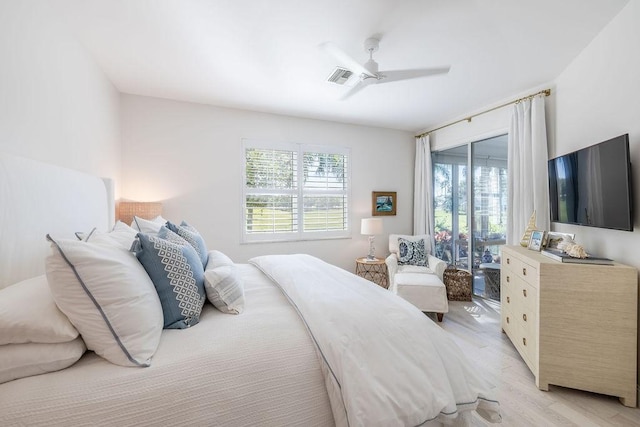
0,264 -> 334,426
251,254 -> 501,427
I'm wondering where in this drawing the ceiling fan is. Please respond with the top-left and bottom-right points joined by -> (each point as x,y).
320,37 -> 450,100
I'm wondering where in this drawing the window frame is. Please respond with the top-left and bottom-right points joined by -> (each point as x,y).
241,139 -> 351,243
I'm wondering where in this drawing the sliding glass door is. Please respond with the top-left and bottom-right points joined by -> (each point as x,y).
432,135 -> 507,299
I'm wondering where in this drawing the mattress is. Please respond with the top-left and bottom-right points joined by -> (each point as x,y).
0,264 -> 334,426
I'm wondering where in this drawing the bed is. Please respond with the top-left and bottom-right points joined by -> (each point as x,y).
0,152 -> 500,426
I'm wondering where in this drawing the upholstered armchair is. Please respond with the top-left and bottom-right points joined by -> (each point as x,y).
385,234 -> 449,321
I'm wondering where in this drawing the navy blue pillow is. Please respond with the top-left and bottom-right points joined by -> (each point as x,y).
166,221 -> 208,268
134,233 -> 205,329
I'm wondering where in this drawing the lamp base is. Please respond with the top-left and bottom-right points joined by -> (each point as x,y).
367,235 -> 376,260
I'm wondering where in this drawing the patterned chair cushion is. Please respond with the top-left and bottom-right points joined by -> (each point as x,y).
397,237 -> 427,266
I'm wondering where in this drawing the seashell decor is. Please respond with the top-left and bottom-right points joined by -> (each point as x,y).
556,235 -> 575,252
563,242 -> 588,259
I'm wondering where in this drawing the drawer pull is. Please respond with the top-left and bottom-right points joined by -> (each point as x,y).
506,316 -> 510,324
507,258 -> 511,265
522,313 -> 527,322
522,267 -> 527,276
522,337 -> 527,346
523,289 -> 527,298
506,296 -> 510,304
506,276 -> 510,283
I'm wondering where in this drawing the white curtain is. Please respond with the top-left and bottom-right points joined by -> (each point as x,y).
507,94 -> 549,245
414,135 -> 435,252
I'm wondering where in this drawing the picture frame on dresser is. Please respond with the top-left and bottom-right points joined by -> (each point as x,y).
543,231 -> 575,249
527,230 -> 545,251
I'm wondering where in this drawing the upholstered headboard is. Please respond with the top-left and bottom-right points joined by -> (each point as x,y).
0,153 -> 114,288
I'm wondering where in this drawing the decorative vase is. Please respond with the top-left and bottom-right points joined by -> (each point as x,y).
482,249 -> 493,264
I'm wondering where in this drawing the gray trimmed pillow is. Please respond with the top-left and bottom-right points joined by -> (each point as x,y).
134,233 -> 206,329
45,236 -> 163,367
83,221 -> 139,250
166,221 -> 208,268
131,216 -> 167,234
397,237 -> 427,266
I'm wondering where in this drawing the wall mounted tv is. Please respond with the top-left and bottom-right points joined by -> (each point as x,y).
548,133 -> 633,231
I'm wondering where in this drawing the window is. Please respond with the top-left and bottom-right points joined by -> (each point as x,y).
242,139 -> 350,242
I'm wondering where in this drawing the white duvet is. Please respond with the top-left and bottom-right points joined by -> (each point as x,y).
250,254 -> 501,427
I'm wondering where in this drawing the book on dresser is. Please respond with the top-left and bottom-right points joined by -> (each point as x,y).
540,249 -> 614,265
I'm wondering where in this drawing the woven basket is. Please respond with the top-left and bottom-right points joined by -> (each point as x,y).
483,268 -> 501,300
443,266 -> 472,301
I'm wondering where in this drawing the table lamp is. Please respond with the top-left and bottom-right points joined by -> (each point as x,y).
117,201 -> 163,226
361,218 -> 383,260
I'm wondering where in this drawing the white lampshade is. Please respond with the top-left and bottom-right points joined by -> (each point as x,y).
361,218 -> 383,236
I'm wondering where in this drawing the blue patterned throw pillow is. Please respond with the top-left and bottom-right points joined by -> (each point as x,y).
397,238 -> 427,266
134,233 -> 206,329
166,221 -> 208,268
157,225 -> 189,246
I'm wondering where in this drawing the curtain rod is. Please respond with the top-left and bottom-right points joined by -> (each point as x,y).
415,88 -> 551,139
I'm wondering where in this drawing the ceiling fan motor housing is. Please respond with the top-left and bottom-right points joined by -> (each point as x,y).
363,37 -> 380,54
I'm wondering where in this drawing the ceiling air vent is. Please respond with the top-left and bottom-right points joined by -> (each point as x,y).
327,67 -> 353,85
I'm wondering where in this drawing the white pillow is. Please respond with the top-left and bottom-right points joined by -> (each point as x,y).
131,215 -> 167,233
0,275 -> 78,345
204,265 -> 245,314
45,236 -> 164,367
205,250 -> 234,270
87,221 -> 139,250
0,338 -> 86,384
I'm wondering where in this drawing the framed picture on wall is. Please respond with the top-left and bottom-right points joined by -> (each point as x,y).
372,191 -> 396,216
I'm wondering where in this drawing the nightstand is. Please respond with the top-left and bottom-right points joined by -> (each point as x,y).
355,257 -> 388,289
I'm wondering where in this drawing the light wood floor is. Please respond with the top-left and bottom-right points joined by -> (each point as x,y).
434,298 -> 640,426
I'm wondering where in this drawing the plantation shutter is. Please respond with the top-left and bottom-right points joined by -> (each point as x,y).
243,140 -> 349,242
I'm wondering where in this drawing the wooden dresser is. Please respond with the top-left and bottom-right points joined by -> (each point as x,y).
500,245 -> 638,407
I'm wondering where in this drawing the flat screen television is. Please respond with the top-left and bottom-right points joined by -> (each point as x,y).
548,134 -> 633,231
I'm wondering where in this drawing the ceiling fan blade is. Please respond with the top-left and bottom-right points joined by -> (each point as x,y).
378,66 -> 451,84
320,42 -> 376,78
339,79 -> 373,101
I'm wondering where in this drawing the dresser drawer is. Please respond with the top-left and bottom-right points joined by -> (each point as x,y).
503,252 -> 538,286
501,298 -> 514,333
513,321 -> 538,373
512,278 -> 537,368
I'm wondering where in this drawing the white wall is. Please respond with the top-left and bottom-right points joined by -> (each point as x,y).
121,94 -> 414,271
552,0 -> 640,265
0,1 -> 121,187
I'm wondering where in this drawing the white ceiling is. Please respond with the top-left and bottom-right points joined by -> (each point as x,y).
56,0 -> 629,132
